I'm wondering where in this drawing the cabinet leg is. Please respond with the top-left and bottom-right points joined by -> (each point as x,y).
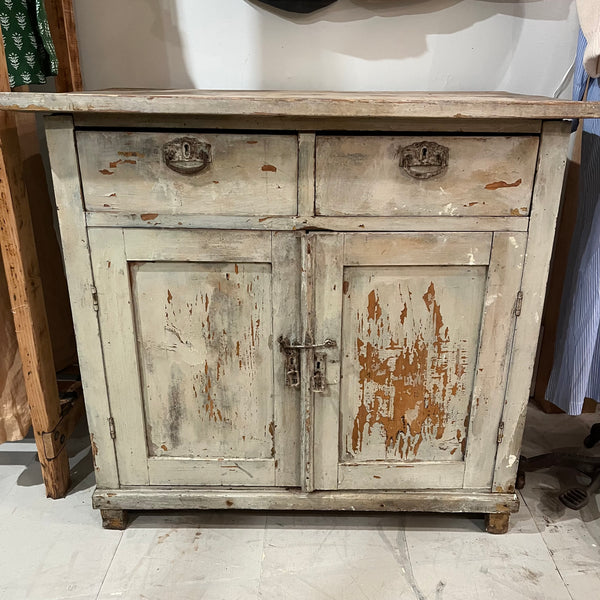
485,512 -> 510,534
101,509 -> 128,530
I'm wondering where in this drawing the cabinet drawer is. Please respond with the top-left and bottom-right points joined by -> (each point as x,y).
315,135 -> 539,217
77,130 -> 298,215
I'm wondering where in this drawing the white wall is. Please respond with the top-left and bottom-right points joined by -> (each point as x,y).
73,0 -> 579,97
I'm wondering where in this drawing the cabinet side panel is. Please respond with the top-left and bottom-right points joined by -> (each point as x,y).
44,115 -> 119,488
493,121 -> 571,492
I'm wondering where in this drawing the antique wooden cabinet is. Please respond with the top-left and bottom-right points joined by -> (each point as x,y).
4,91 -> 598,533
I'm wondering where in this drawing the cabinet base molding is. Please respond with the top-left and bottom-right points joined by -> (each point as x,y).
93,487 -> 518,523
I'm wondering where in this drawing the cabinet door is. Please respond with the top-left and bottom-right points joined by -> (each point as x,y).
311,232 -> 525,491
88,229 -> 301,487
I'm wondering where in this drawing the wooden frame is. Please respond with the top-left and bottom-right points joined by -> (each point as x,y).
0,0 -> 82,498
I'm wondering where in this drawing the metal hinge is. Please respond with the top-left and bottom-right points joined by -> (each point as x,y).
91,285 -> 99,312
514,291 -> 523,317
108,417 -> 116,440
497,421 -> 505,445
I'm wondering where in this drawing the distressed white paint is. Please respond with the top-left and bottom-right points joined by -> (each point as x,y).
77,130 -> 298,215
316,136 -> 539,217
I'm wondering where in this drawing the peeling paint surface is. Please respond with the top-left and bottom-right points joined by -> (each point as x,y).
341,266 -> 486,462
131,261 -> 274,460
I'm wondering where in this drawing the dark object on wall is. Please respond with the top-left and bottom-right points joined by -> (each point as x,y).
258,0 -> 337,13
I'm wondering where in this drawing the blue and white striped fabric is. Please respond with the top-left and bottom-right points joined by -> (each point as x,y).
545,29 -> 600,414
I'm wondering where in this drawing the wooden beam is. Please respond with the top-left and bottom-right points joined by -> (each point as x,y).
0,28 -> 70,498
46,0 -> 83,92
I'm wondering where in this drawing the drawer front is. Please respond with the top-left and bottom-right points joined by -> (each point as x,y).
316,135 -> 539,217
77,131 -> 298,215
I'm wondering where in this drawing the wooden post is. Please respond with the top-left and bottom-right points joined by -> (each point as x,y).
0,27 -> 70,498
46,0 -> 83,93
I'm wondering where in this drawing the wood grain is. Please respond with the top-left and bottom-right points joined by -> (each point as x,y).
77,131 -> 298,216
316,136 -> 539,217
1,90 -> 600,119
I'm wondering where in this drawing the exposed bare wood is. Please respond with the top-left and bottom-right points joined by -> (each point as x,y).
93,487 -> 519,515
0,110 -> 68,497
100,509 -> 128,530
485,512 -> 511,534
45,0 -> 83,92
41,394 -> 84,460
1,91 -> 600,119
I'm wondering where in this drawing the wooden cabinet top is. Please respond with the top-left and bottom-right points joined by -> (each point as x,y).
1,90 -> 600,119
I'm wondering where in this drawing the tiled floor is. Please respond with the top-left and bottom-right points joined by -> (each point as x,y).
1,404 -> 599,600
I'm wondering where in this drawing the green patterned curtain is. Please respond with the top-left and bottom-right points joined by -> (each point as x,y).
0,0 -> 58,88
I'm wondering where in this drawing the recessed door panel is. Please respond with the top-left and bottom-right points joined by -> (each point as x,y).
132,262 -> 273,461
341,266 -> 486,464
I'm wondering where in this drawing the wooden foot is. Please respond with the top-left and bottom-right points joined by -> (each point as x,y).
485,512 -> 510,534
101,509 -> 128,530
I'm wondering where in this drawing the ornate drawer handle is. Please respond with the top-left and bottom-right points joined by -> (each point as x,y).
163,136 -> 212,175
399,141 -> 449,180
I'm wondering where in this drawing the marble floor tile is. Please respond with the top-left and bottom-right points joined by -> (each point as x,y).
258,512 -> 418,600
95,511 -> 266,600
0,403 -> 598,600
0,437 -> 121,600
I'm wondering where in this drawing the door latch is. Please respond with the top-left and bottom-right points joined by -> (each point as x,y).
311,353 -> 327,393
279,337 -> 336,389
283,347 -> 300,388
279,338 -> 337,351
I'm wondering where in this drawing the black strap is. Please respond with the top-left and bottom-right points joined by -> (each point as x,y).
257,0 -> 337,13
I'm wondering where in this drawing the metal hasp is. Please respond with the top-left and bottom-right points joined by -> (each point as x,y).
163,136 -> 212,175
400,140 -> 449,179
279,337 -> 337,390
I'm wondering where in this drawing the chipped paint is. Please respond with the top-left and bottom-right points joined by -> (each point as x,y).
485,178 -> 522,190
141,213 -> 159,221
350,279 -> 477,461
118,151 -> 144,158
98,169 -> 114,175
485,294 -> 498,307
261,164 -> 277,172
508,454 -> 517,467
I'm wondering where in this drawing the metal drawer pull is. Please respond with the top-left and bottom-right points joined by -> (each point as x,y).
163,136 -> 212,175
399,140 -> 449,180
